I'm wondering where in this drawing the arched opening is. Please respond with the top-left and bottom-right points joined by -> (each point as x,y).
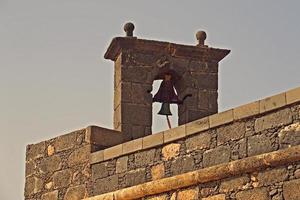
152,80 -> 178,133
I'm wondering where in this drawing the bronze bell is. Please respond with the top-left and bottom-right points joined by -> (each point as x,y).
153,74 -> 182,116
158,102 -> 172,116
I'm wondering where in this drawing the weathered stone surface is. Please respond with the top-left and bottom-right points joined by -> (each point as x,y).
116,156 -> 128,174
233,101 -> 260,120
54,133 -> 76,152
92,162 -> 109,180
185,131 -> 211,152
177,188 -> 199,200
259,93 -> 286,113
283,179 -> 300,200
209,110 -> 233,128
257,168 -> 288,186
171,156 -> 194,175
186,117 -> 209,136
162,143 -> 181,161
135,149 -> 155,167
47,145 -> 55,156
38,155 -> 62,174
236,187 -> 270,200
94,175 -> 118,195
219,176 -> 250,192
68,145 -> 90,166
248,134 -> 275,156
125,168 -> 146,187
41,190 -> 58,200
104,144 -> 122,160
53,169 -> 72,189
295,169 -> 300,179
45,182 -> 53,190
202,194 -> 226,200
25,176 -> 44,196
26,141 -> 45,161
143,132 -> 164,149
255,108 -> 292,132
279,122 -> 300,148
123,138 -> 142,154
64,185 -> 86,200
217,122 -> 245,145
25,160 -> 36,177
286,87 -> 300,104
147,194 -> 168,200
163,125 -> 185,143
151,163 -> 165,180
203,146 -> 231,167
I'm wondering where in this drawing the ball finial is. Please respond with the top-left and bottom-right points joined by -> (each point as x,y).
124,22 -> 135,37
196,31 -> 207,46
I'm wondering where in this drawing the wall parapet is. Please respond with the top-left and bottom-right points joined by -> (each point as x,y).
85,144 -> 300,200
90,86 -> 300,164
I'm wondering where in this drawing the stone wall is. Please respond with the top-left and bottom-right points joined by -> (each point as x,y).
25,129 -> 91,200
24,87 -> 300,200
87,87 -> 300,199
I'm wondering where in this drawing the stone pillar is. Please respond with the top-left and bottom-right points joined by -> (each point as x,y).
105,24 -> 230,138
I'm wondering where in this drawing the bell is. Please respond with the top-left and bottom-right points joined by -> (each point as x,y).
158,102 -> 172,116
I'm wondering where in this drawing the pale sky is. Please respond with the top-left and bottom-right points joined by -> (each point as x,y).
1,1 -> 300,199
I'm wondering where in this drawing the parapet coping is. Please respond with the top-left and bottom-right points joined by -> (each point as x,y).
85,144 -> 300,200
90,86 -> 300,164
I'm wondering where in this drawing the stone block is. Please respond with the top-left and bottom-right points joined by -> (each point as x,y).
236,187 -> 270,200
279,122 -> 300,148
26,141 -> 45,161
203,146 -> 231,167
135,149 -> 155,167
196,73 -> 218,90
177,188 -> 199,200
151,163 -> 165,180
94,175 -> 118,195
162,143 -> 181,161
53,133 -> 76,152
122,104 -> 152,126
38,155 -> 62,174
185,131 -> 211,152
217,122 -> 245,145
64,185 -> 86,200
286,87 -> 300,104
202,194 -> 226,200
171,156 -> 194,175
247,134 -> 275,156
209,109 -> 233,128
116,156 -> 128,174
260,93 -> 286,113
125,168 -> 146,187
256,167 -> 288,186
123,138 -> 142,154
121,66 -> 152,83
186,117 -> 209,136
103,144 -> 122,161
131,83 -> 152,105
255,108 -> 292,132
53,169 -> 72,189
92,162 -> 109,180
41,190 -> 58,200
142,132 -> 164,149
219,176 -> 250,192
25,160 -> 36,177
47,145 -> 55,156
283,179 -> 300,200
163,125 -> 186,143
25,176 -> 43,196
68,145 -> 90,166
90,150 -> 104,164
234,101 -> 260,120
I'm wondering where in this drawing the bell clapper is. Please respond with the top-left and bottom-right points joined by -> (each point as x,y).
166,115 -> 172,129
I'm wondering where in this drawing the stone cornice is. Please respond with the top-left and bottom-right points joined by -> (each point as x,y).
104,37 -> 230,62
85,145 -> 300,200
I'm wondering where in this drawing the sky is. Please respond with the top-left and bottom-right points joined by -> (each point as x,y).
1,1 -> 300,199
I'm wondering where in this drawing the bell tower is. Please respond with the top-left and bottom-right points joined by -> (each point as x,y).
104,22 -> 230,141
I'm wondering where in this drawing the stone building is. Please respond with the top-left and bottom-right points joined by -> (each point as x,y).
25,23 -> 300,200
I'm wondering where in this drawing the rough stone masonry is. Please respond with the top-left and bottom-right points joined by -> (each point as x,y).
24,23 -> 300,200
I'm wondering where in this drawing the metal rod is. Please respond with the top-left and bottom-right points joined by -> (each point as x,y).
166,115 -> 172,129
